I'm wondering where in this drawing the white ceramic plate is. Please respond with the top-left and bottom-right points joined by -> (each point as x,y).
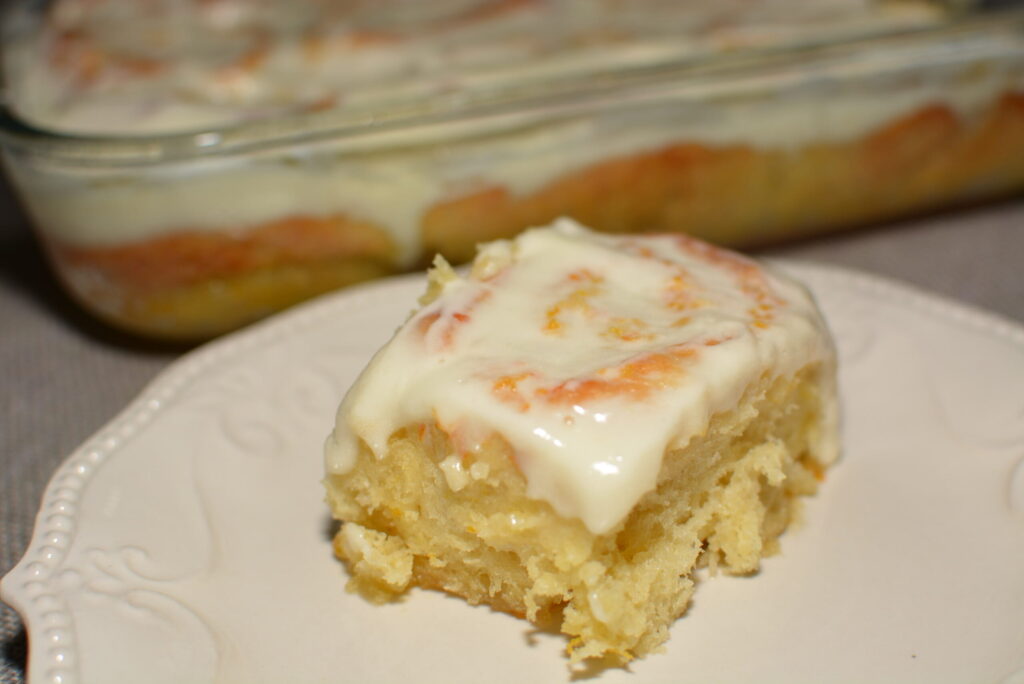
4,262 -> 1024,684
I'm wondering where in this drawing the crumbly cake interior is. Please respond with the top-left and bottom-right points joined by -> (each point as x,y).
324,364 -> 829,663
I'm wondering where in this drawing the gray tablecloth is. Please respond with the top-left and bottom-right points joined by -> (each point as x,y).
1,171 -> 1022,682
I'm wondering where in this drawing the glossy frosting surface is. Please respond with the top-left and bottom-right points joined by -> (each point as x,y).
325,219 -> 836,533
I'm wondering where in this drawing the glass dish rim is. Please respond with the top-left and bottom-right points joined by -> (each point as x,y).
0,7 -> 1020,168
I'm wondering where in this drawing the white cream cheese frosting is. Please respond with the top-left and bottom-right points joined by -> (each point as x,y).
324,219 -> 837,534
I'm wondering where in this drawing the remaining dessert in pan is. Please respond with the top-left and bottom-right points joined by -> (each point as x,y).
323,219 -> 839,663
4,0 -> 1024,339
6,0 -> 941,136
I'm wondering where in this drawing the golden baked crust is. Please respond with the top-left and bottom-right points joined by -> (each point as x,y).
325,366 -> 831,663
423,96 -> 1024,260
44,214 -> 396,339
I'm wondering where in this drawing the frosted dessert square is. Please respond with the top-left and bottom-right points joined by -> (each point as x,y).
324,218 -> 838,662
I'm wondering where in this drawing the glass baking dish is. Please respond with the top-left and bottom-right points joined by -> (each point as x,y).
2,0 -> 1023,340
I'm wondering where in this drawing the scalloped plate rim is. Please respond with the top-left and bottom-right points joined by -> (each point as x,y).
3,259 -> 1024,683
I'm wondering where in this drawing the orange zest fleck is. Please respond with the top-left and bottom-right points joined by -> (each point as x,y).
533,333 -> 736,407
302,31 -> 326,61
671,234 -> 786,328
491,372 -> 535,412
545,269 -> 604,334
416,290 -> 491,349
49,29 -> 165,87
664,273 -> 707,312
416,311 -> 441,336
537,344 -> 697,405
214,34 -> 271,84
602,317 -> 654,342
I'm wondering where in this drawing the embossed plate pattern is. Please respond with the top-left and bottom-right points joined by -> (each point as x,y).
3,262 -> 1024,684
